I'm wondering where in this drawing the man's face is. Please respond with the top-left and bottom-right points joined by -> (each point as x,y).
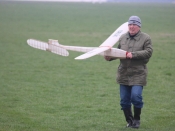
128,24 -> 140,36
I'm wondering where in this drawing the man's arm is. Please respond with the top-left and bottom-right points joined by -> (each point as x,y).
131,37 -> 153,59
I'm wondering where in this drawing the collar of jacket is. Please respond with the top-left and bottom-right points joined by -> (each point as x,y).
126,31 -> 141,41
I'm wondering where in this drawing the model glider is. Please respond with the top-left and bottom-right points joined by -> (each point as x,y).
27,22 -> 128,60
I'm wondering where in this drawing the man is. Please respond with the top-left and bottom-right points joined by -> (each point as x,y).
104,16 -> 153,128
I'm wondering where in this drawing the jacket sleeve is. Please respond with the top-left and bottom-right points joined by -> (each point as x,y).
131,36 -> 153,59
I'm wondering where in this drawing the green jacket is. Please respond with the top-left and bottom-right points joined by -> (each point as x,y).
117,31 -> 153,86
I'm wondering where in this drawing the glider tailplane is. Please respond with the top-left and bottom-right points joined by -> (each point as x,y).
27,39 -> 69,56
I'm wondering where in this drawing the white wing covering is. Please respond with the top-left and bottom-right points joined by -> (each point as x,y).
75,22 -> 128,60
99,22 -> 128,47
75,47 -> 109,60
27,39 -> 69,56
101,48 -> 126,59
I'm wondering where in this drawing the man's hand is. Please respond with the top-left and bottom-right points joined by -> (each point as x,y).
126,52 -> 132,59
104,56 -> 114,61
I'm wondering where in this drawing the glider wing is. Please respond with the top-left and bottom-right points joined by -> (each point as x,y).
75,47 -> 109,60
75,22 -> 128,60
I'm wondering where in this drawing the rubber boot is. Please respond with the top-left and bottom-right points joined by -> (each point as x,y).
123,108 -> 134,127
132,106 -> 141,128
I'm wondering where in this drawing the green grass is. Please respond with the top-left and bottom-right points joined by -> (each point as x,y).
0,1 -> 175,131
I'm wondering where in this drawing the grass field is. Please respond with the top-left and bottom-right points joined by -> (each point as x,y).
0,1 -> 175,131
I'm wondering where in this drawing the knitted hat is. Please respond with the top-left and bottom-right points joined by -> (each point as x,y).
128,16 -> 141,27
